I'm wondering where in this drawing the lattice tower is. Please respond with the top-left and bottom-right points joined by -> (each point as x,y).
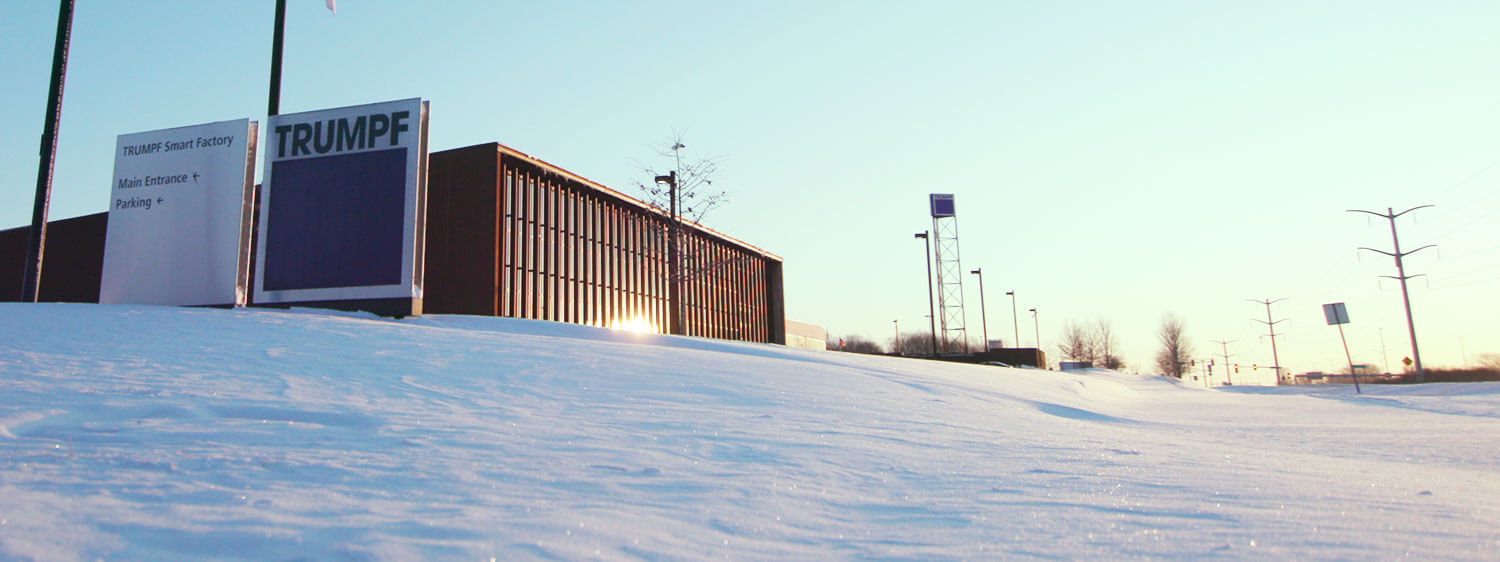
931,214 -> 968,353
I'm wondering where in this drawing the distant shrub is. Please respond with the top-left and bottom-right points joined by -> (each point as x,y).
1423,368 -> 1500,383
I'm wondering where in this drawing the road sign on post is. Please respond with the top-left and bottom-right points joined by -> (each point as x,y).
1323,302 -> 1361,393
1323,302 -> 1350,325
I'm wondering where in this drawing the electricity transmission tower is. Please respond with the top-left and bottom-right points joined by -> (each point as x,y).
1248,298 -> 1286,385
1349,206 -> 1434,382
1210,339 -> 1237,386
929,194 -> 968,353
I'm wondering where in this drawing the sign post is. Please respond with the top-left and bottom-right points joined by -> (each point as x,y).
101,119 -> 258,307
1323,302 -> 1361,394
254,98 -> 429,316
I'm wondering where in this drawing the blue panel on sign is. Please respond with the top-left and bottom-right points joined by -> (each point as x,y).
931,197 -> 955,217
263,148 -> 407,291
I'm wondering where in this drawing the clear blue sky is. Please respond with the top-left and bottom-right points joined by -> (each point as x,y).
4,1 -> 1498,377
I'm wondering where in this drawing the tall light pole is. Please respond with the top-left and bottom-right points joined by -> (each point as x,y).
655,170 -> 682,335
1029,307 -> 1040,350
915,232 -> 937,356
1349,206 -> 1434,382
1248,298 -> 1286,385
1006,291 -> 1019,349
22,0 -> 75,303
970,268 -> 988,351
893,320 -> 901,355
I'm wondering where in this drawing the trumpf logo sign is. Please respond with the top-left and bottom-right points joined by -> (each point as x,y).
254,98 -> 430,316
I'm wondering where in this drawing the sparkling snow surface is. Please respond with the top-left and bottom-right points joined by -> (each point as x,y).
2,304 -> 1498,560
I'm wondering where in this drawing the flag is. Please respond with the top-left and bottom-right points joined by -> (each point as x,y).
326,0 -> 336,14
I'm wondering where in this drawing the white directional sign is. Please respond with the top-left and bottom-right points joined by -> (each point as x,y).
101,119 -> 258,307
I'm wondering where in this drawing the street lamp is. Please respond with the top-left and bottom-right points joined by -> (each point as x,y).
654,170 -> 681,335
1029,307 -> 1040,350
893,319 -> 901,355
915,232 -> 937,356
1006,291 -> 1019,350
971,268 -> 988,351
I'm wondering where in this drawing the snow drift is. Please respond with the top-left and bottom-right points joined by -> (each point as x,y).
1,304 -> 1497,559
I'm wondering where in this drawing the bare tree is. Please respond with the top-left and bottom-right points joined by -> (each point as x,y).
632,133 -> 728,226
1094,318 -> 1125,370
830,335 -> 885,355
628,134 -> 732,335
1054,318 -> 1123,369
1058,321 -> 1096,363
1154,313 -> 1192,378
1477,353 -> 1500,372
892,332 -> 936,356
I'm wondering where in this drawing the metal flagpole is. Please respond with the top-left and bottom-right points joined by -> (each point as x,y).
21,0 -> 75,303
268,0 -> 287,116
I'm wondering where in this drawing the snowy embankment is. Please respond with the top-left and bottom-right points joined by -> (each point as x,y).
1,304 -> 1497,560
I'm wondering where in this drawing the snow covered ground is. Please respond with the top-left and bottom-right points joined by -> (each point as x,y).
2,304 -> 1497,560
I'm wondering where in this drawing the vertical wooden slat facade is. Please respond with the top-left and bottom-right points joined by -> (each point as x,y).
426,142 -> 785,344
3,141 -> 788,346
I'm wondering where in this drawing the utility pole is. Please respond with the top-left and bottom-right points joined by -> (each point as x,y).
22,0 -> 75,303
1248,298 -> 1286,385
1212,339 -> 1237,386
1349,206 -> 1434,382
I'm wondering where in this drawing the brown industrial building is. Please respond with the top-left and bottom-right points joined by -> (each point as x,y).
2,141 -> 786,345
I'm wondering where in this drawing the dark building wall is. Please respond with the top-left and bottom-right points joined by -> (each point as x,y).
425,144 -> 502,316
0,213 -> 107,303
4,142 -> 786,344
425,143 -> 786,344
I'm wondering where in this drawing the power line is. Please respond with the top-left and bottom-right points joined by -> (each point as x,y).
1430,155 -> 1500,209
1247,298 -> 1286,385
1211,339 -> 1237,386
1426,201 -> 1500,243
1348,206 -> 1435,381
